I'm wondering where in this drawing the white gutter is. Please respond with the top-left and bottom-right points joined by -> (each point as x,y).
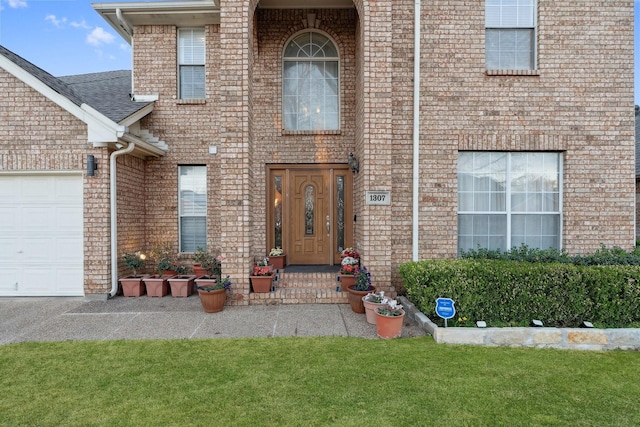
116,7 -> 135,95
412,0 -> 421,261
109,141 -> 136,297
115,8 -> 133,37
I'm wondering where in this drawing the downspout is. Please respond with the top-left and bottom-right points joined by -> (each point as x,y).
109,141 -> 136,297
412,0 -> 421,261
115,8 -> 135,97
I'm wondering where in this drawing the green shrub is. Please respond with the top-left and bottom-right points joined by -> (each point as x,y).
460,244 -> 640,266
399,259 -> 640,328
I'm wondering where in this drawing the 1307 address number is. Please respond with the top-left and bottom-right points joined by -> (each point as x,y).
365,191 -> 391,205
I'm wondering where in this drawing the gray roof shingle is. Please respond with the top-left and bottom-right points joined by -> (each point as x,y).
59,70 -> 152,123
1,45 -> 152,124
0,45 -> 84,106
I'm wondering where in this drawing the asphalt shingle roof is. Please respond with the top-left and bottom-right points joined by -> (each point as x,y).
1,44 -> 152,124
59,70 -> 152,123
0,45 -> 84,106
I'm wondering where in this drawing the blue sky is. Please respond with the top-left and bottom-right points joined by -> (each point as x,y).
0,0 -> 639,104
0,0 -> 131,76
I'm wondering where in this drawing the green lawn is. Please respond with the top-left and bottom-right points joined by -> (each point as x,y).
1,337 -> 639,426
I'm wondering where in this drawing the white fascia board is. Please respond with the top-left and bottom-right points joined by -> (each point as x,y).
119,102 -> 155,128
92,0 -> 220,42
79,103 -> 127,144
120,133 -> 166,157
0,54 -> 125,144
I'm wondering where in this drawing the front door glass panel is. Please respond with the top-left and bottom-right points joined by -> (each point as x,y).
336,175 -> 345,250
274,176 -> 283,248
305,185 -> 315,235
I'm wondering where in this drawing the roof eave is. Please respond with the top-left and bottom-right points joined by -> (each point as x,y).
92,1 -> 220,43
119,102 -> 155,128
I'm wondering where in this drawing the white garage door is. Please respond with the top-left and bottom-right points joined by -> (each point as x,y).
0,175 -> 84,296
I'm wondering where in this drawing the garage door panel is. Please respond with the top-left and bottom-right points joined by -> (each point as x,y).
22,238 -> 56,261
22,177 -> 56,202
0,177 -> 20,198
0,268 -> 20,294
54,176 -> 83,201
0,238 -> 21,262
0,207 -> 20,234
22,206 -> 54,232
56,207 -> 83,232
56,238 -> 83,261
0,175 -> 84,296
20,268 -> 53,294
54,268 -> 84,294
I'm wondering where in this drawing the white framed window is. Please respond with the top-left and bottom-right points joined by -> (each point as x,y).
178,28 -> 205,99
179,165 -> 207,252
457,152 -> 562,253
485,0 -> 536,70
283,31 -> 339,131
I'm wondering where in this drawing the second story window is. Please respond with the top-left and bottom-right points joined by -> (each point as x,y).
283,31 -> 339,131
178,28 -> 205,99
485,0 -> 536,70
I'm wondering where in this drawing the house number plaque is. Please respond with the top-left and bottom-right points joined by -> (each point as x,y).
365,191 -> 391,206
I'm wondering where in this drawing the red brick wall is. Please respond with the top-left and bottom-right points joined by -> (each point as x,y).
126,0 -> 634,294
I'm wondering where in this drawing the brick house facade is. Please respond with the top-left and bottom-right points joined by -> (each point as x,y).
0,0 -> 634,301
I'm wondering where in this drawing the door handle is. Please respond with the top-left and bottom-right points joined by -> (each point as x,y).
326,215 -> 330,233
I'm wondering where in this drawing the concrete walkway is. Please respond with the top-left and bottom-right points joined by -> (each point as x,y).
0,296 -> 427,344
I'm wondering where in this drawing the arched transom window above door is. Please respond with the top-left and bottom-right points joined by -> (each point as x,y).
283,31 -> 339,131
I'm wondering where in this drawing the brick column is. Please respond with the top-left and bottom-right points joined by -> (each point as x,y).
217,1 -> 258,305
353,0 -> 395,293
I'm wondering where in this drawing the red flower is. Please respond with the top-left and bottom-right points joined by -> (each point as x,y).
253,266 -> 273,276
340,264 -> 356,275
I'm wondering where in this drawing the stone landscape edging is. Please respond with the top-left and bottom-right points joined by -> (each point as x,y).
398,296 -> 640,351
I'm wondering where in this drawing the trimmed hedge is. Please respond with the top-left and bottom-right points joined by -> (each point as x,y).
461,244 -> 640,266
399,259 -> 640,328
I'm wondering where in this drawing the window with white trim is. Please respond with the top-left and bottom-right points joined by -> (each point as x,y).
179,165 -> 207,252
485,0 -> 536,70
178,28 -> 205,99
457,152 -> 561,253
283,31 -> 339,131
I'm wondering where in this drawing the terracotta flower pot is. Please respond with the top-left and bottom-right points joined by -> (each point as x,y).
197,288 -> 227,313
250,275 -> 274,293
193,264 -> 208,278
143,276 -> 170,297
375,308 -> 405,339
119,276 -> 145,297
269,255 -> 286,270
339,274 -> 356,290
362,297 -> 386,324
168,275 -> 196,297
346,285 -> 376,313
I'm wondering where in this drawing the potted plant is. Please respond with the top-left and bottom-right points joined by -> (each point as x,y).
340,247 -> 360,262
362,291 -> 388,324
338,256 -> 359,290
268,247 -> 286,269
193,247 -> 221,278
375,300 -> 405,339
143,243 -> 178,297
250,263 -> 275,293
346,266 -> 376,313
197,275 -> 232,313
167,264 -> 195,297
194,251 -> 223,294
119,251 -> 147,297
